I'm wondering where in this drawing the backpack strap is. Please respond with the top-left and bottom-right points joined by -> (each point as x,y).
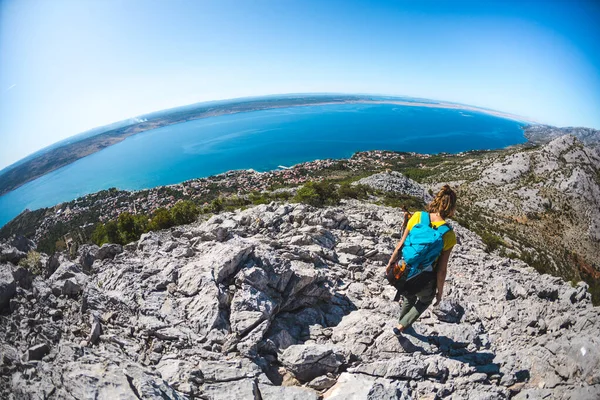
423,211 -> 452,236
436,223 -> 451,236
420,211 -> 431,227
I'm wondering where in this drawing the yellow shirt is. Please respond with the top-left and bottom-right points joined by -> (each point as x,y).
405,211 -> 457,252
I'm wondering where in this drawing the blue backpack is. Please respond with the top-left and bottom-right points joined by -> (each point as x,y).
402,212 -> 451,280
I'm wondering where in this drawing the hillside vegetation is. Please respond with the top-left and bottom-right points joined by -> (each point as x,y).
2,134 -> 599,304
1,197 -> 598,399
418,135 -> 600,303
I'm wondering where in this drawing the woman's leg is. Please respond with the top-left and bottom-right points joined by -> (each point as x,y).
398,294 -> 417,323
398,279 -> 436,329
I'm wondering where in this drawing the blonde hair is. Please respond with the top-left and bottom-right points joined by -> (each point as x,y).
428,184 -> 457,219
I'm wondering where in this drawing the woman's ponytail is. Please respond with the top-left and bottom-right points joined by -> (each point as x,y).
427,184 -> 457,219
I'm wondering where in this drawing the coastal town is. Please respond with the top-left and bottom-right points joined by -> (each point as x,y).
2,150 -> 434,247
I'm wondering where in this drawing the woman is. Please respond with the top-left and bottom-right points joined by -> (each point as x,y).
386,185 -> 457,335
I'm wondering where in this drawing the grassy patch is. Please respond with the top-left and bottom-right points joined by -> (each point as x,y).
479,231 -> 505,253
18,250 -> 43,275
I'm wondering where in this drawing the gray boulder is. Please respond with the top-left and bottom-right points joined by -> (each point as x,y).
307,375 -> 337,390
323,372 -> 411,400
96,243 -> 123,261
355,171 -> 432,203
138,231 -> 162,253
230,284 -> 277,335
349,357 -> 427,380
432,298 -> 465,323
2,199 -> 600,400
0,244 -> 26,265
36,358 -> 187,400
26,343 -> 50,361
0,264 -> 16,309
45,253 -> 61,278
10,235 -> 36,253
77,244 -> 99,271
49,262 -> 88,297
280,344 -> 350,382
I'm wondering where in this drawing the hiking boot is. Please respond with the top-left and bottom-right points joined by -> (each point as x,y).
392,327 -> 403,336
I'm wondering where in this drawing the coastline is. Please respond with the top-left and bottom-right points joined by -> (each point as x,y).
0,150 -> 429,241
0,96 -> 533,197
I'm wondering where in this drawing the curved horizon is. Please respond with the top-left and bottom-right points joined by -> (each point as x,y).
0,93 -> 537,174
2,0 -> 599,172
0,101 -> 528,227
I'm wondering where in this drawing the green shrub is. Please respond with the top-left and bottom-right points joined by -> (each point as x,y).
118,212 -> 138,244
453,215 -> 470,230
294,183 -> 323,207
148,208 -> 174,231
519,250 -> 551,275
480,231 -> 504,253
105,220 -> 120,244
55,238 -> 67,252
171,200 -> 199,225
401,168 -> 436,183
293,181 -> 339,207
91,223 -> 107,246
210,198 -> 224,213
222,196 -> 251,211
18,250 -> 43,275
380,193 -> 424,210
249,192 -> 269,205
134,214 -> 149,234
274,191 -> 293,201
91,220 -> 121,245
249,191 -> 293,205
115,212 -> 149,244
338,183 -> 370,200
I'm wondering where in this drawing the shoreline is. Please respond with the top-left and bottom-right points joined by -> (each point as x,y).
0,150 -> 431,239
0,97 -> 534,197
0,145 -> 512,245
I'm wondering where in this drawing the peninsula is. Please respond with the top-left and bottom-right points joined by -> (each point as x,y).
1,134 -> 599,399
0,94 -> 532,197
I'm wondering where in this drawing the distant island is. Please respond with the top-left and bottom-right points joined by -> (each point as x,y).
0,94 -> 532,197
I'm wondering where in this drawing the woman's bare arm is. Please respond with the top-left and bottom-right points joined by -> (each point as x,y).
387,227 -> 410,268
435,248 -> 452,303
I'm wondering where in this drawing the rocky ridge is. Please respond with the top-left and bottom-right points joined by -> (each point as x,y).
355,171 -> 433,203
524,125 -> 600,151
422,135 -> 600,300
1,198 -> 599,399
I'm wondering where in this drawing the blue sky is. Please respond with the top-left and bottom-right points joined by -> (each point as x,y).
1,0 -> 599,169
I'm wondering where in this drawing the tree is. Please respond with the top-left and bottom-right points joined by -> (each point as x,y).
293,183 -> 322,207
105,220 -> 120,244
293,181 -> 339,207
91,223 -> 107,246
171,200 -> 199,225
249,191 -> 269,205
134,214 -> 149,234
338,183 -> 369,200
210,198 -> 224,213
148,208 -> 174,231
118,212 -> 142,244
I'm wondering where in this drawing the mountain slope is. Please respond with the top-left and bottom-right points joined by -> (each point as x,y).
1,200 -> 598,399
419,135 -> 600,302
524,125 -> 600,151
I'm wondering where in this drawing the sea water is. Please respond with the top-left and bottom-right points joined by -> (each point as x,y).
0,103 -> 526,227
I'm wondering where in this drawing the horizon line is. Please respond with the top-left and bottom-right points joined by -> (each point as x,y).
1,92 -> 544,173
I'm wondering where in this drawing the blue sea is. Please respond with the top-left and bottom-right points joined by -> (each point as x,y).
0,103 -> 526,227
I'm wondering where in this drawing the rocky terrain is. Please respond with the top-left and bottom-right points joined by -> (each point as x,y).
355,171 -> 433,204
4,131 -> 598,307
0,149 -> 398,254
420,135 -> 600,302
524,125 -> 600,151
1,197 -> 599,399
